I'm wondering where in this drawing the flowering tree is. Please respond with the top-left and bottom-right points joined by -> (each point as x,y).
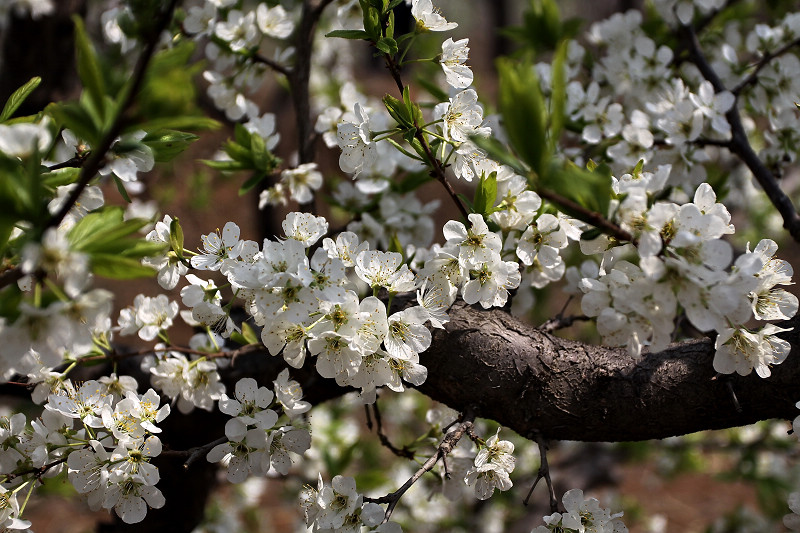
1,0 -> 800,531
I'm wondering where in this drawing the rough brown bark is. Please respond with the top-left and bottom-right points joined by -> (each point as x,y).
415,301 -> 800,442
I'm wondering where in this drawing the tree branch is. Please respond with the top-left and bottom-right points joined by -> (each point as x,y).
679,23 -> 800,242
413,301 -> 800,442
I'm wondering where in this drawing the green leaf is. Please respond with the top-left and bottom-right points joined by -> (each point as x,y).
42,168 -> 81,188
387,0 -> 404,10
415,76 -> 449,103
143,130 -> 199,162
470,135 -> 527,175
72,16 -> 106,123
68,207 -> 149,253
403,86 -> 423,126
229,331 -> 250,346
241,322 -> 259,345
169,217 -> 184,258
233,123 -> 252,148
201,159 -> 249,172
250,132 -> 269,170
0,77 -> 41,123
325,29 -> 371,40
239,172 -> 267,196
47,102 -> 101,147
360,0 -> 381,41
538,161 -> 613,221
113,175 -> 132,203
136,116 -> 221,133
90,254 -> 156,279
375,37 -> 398,55
385,10 -> 395,39
383,94 -> 411,127
497,58 -> 548,174
223,140 -> 254,164
473,171 -> 498,216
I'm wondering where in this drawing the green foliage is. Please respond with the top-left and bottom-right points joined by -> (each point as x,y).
497,58 -> 548,175
201,124 -> 281,195
68,207 -> 163,279
502,0 -> 582,54
73,16 -> 107,125
0,77 -> 41,123
472,171 -> 498,216
136,41 -> 206,123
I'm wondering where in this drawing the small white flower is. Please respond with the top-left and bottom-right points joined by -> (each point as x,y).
440,37 -> 472,88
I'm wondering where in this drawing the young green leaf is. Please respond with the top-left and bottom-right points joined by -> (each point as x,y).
73,16 -> 107,123
0,77 -> 41,123
497,58 -> 548,174
169,217 -> 185,259
143,130 -> 199,162
239,171 -> 267,196
325,29 -> 371,40
473,171 -> 498,216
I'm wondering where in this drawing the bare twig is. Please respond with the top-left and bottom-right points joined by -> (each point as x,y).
538,314 -> 590,334
162,436 -> 228,469
4,457 -> 67,482
71,342 -> 263,365
365,409 -> 476,523
45,151 -> 90,172
369,401 -> 415,460
251,52 -> 291,77
523,434 -> 558,513
536,188 -> 635,244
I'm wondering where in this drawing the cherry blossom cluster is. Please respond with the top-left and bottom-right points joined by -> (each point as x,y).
0,377 -> 170,525
300,475 -> 401,533
2,0 -> 800,529
141,211 -> 440,404
531,488 -> 628,533
206,372 -> 311,481
464,429 -> 515,500
575,170 -> 797,373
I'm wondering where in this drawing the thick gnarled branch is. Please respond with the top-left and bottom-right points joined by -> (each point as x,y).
413,301 -> 800,442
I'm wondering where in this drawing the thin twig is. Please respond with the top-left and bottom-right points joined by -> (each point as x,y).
46,0 -> 181,233
65,342 -> 263,366
365,409 -> 476,523
251,52 -> 291,77
732,37 -> 800,96
680,23 -> 800,242
538,314 -> 590,334
370,401 -> 415,460
536,188 -> 635,244
382,52 -> 470,220
524,434 -> 558,513
4,457 -> 67,482
45,152 -> 90,172
161,436 -> 229,469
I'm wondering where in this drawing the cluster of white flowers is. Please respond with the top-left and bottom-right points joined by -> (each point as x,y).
206,372 -> 311,482
0,376 -> 170,525
182,1 -> 294,121
575,171 -> 797,373
300,475 -> 401,533
3,0 -> 800,529
531,489 -> 628,533
464,429 -> 515,500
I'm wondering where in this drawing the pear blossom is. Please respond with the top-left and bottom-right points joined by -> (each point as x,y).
411,0 -> 457,32
440,37 -> 472,88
